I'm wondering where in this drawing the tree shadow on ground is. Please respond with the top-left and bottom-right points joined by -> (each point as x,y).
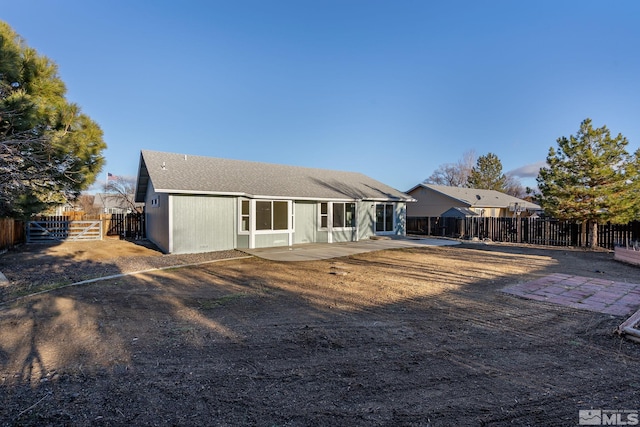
1,243 -> 639,426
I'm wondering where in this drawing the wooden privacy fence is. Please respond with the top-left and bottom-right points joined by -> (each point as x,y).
0,213 -> 146,247
407,217 -> 640,250
105,212 -> 145,239
0,218 -> 25,251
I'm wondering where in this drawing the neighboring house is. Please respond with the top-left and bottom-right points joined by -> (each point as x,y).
134,150 -> 414,254
93,193 -> 142,214
406,183 -> 540,219
51,193 -> 141,215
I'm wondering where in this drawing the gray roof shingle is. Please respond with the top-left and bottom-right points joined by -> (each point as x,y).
136,150 -> 412,202
409,183 -> 541,210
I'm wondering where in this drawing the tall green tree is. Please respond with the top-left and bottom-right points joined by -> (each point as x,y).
0,21 -> 106,217
467,152 -> 507,191
536,118 -> 639,249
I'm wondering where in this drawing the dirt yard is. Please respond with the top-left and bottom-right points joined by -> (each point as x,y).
1,240 -> 640,426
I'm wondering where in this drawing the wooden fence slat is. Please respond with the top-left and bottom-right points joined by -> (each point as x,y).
0,218 -> 25,251
407,217 -> 640,250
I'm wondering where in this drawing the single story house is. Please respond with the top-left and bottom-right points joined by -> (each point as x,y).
406,183 -> 541,218
134,150 -> 414,254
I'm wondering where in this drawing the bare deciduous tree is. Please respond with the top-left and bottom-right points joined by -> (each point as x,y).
425,150 -> 476,187
103,175 -> 138,213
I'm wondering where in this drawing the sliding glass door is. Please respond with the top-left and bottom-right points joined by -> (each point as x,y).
375,203 -> 394,233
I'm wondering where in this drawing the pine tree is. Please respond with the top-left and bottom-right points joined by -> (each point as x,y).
536,118 -> 639,248
0,21 -> 106,217
467,152 -> 507,191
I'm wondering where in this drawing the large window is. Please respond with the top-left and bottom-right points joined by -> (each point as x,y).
273,201 -> 289,230
333,202 -> 356,228
319,202 -> 356,229
256,201 -> 289,231
375,203 -> 394,232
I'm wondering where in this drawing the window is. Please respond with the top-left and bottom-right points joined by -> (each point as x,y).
376,203 -> 394,232
273,201 -> 288,230
256,200 -> 289,231
241,200 -> 249,231
333,203 -> 345,228
385,204 -> 393,231
256,201 -> 272,230
320,203 -> 328,228
320,202 -> 356,229
346,203 -> 356,228
333,202 -> 356,228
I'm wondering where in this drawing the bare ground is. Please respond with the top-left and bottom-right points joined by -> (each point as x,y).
1,240 -> 640,426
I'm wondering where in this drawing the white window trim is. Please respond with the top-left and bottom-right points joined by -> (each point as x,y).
332,202 -> 357,230
318,201 -> 357,230
245,199 -> 294,249
319,202 -> 329,230
253,200 -> 292,233
238,198 -> 250,235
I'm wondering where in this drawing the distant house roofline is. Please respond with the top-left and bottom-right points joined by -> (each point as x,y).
407,183 -> 540,210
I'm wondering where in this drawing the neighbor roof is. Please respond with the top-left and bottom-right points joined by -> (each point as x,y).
407,183 -> 540,210
441,207 -> 479,218
135,150 -> 413,203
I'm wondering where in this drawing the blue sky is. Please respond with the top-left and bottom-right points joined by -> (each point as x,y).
3,1 -> 640,192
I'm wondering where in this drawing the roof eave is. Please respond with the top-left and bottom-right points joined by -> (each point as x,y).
152,188 -> 413,202
134,153 -> 149,203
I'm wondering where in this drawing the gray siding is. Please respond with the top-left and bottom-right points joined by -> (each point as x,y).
145,181 -> 170,253
255,233 -> 289,248
357,201 -> 375,240
332,228 -> 358,243
293,201 -> 316,244
316,230 -> 329,243
171,195 -> 236,254
236,234 -> 249,249
395,202 -> 407,235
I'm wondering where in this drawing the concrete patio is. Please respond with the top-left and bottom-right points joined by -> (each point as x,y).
241,237 -> 460,261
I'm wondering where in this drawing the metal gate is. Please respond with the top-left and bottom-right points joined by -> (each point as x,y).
27,219 -> 103,242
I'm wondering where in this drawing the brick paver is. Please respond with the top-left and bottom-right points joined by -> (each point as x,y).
502,273 -> 640,316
